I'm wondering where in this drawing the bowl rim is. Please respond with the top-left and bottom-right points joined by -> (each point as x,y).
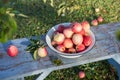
46,22 -> 96,57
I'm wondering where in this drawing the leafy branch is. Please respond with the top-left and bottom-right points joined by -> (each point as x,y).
26,38 -> 45,60
0,7 -> 17,42
0,0 -> 28,42
42,0 -> 80,16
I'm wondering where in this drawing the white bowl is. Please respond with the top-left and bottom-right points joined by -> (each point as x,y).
46,22 -> 95,58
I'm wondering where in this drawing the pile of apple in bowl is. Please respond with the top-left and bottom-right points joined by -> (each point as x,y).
46,22 -> 95,58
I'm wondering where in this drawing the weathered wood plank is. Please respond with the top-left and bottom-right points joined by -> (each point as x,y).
0,22 -> 120,80
0,38 -> 53,80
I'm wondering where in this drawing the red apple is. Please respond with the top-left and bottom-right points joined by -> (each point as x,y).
71,22 -> 82,33
51,41 -> 57,46
81,21 -> 90,32
68,48 -> 76,53
63,38 -> 73,48
38,47 -> 48,57
57,25 -> 65,33
72,33 -> 83,45
63,28 -> 74,38
53,32 -> 65,44
91,19 -> 98,26
56,44 -> 65,52
76,44 -> 85,52
79,71 -> 85,79
7,45 -> 18,57
83,35 -> 92,46
78,29 -> 85,35
97,16 -> 103,23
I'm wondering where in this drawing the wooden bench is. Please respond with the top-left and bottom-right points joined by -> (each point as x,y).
0,22 -> 120,80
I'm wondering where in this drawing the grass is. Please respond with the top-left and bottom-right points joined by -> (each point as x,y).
45,61 -> 118,80
12,0 -> 120,39
9,0 -> 120,80
24,60 -> 118,80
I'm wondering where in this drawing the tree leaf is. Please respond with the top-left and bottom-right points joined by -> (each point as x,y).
0,12 -> 17,42
58,2 -> 65,8
11,10 -> 20,14
50,0 -> 54,7
57,7 -> 65,16
43,0 -> 47,3
17,13 -> 28,18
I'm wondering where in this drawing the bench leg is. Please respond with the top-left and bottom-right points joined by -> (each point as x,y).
108,54 -> 120,80
112,54 -> 120,64
36,70 -> 53,80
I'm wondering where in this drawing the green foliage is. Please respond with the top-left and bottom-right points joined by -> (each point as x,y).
25,60 -> 118,80
12,0 -> 120,39
42,0 -> 80,16
0,8 -> 17,42
0,0 -> 17,43
42,0 -> 120,23
0,0 -> 27,42
26,38 -> 45,60
45,60 -> 118,80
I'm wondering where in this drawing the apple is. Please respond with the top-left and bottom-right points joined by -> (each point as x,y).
91,19 -> 98,26
68,48 -> 76,53
72,33 -> 83,45
63,38 -> 73,48
81,21 -> 90,33
83,35 -> 92,46
76,44 -> 85,52
97,16 -> 103,23
56,44 -> 65,52
57,25 -> 65,33
79,71 -> 85,79
37,47 -> 48,57
51,41 -> 58,48
53,32 -> 65,44
78,29 -> 85,35
7,45 -> 18,57
71,22 -> 82,33
63,28 -> 74,38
